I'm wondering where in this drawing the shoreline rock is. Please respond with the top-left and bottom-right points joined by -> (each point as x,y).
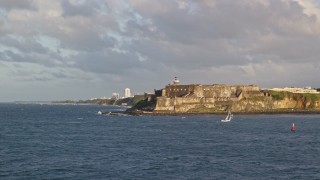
124,109 -> 320,116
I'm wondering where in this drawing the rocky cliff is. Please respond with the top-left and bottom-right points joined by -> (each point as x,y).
156,91 -> 320,113
130,89 -> 320,114
267,91 -> 320,109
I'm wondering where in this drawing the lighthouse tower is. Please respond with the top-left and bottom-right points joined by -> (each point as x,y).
173,77 -> 180,85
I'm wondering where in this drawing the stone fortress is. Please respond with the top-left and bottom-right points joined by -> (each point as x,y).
154,77 -> 269,113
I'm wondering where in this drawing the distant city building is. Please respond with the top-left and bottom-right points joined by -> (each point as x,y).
124,88 -> 131,98
268,87 -> 320,94
90,97 -> 109,100
112,93 -> 120,100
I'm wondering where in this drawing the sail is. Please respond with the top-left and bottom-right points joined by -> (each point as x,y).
226,111 -> 230,119
221,111 -> 232,122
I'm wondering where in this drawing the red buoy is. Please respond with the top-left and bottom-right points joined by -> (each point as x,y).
291,122 -> 295,132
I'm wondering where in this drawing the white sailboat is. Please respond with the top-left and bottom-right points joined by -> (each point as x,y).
221,111 -> 233,122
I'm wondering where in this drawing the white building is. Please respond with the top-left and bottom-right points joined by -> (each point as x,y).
268,87 -> 320,94
124,88 -> 131,98
112,93 -> 120,100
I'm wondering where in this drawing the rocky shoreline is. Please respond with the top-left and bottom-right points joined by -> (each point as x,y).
104,109 -> 320,116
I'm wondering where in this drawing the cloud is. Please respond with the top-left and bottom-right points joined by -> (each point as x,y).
0,0 -> 36,11
60,0 -> 108,17
1,0 -> 320,101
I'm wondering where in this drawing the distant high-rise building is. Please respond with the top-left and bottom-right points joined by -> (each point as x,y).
124,88 -> 131,98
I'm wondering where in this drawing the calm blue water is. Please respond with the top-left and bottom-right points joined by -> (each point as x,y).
1,103 -> 320,179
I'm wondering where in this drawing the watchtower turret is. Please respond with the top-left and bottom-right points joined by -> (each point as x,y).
173,77 -> 180,85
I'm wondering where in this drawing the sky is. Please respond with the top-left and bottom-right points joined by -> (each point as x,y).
1,0 -> 320,102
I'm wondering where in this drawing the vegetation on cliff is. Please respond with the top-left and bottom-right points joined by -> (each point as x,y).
267,90 -> 320,101
266,90 -> 320,109
267,91 -> 285,100
303,93 -> 320,101
129,99 -> 155,111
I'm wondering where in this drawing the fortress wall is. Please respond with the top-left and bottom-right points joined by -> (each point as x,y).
201,85 -> 227,98
242,91 -> 264,98
154,83 -> 320,113
175,97 -> 202,104
174,97 -> 216,104
165,85 -> 196,97
154,97 -> 174,111
155,96 -> 217,112
155,96 -> 275,113
194,85 -> 204,97
233,85 -> 260,92
175,97 -> 216,112
163,84 -> 261,99
163,84 -> 228,98
161,89 -> 166,96
174,103 -> 216,112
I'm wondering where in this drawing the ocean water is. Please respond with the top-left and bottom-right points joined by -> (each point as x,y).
1,103 -> 320,179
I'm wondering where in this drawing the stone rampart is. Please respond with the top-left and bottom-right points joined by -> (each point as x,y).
163,84 -> 260,98
154,97 -> 218,112
155,84 -> 267,113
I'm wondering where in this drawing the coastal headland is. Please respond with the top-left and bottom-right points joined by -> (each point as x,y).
125,80 -> 320,116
